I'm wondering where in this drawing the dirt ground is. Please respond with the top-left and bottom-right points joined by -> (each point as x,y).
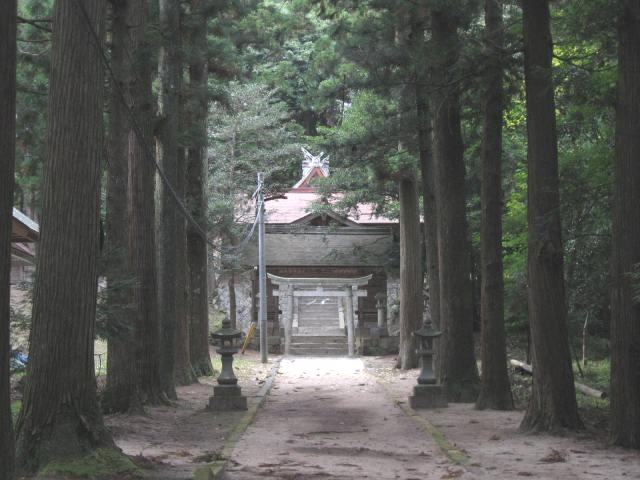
365,355 -> 640,480
221,357 -> 466,480
12,351 -> 640,479
104,349 -> 278,479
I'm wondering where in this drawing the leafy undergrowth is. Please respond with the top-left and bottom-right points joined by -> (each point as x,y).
12,400 -> 22,424
38,448 -> 144,479
574,359 -> 610,434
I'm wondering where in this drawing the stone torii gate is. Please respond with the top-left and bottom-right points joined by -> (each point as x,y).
268,274 -> 372,357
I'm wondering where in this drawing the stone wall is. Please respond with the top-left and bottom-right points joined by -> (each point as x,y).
214,269 -> 254,332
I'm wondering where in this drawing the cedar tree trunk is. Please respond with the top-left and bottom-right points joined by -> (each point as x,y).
398,176 -> 422,369
476,0 -> 513,411
128,0 -> 164,405
610,0 -> 640,449
15,0 -> 114,471
103,0 -> 138,413
156,0 -> 183,400
0,1 -> 17,477
430,9 -> 480,401
186,0 -> 212,376
174,146 -> 195,386
520,0 -> 581,432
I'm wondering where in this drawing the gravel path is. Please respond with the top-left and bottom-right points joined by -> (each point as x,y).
220,357 -> 467,480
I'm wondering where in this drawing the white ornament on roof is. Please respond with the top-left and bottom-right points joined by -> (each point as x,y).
301,147 -> 330,177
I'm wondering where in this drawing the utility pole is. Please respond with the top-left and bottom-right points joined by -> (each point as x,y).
257,172 -> 268,363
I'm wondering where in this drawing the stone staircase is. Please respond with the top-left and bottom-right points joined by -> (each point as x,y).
289,335 -> 348,356
289,297 -> 348,355
297,299 -> 340,334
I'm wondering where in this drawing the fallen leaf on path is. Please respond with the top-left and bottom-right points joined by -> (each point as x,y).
539,449 -> 566,463
441,467 -> 465,478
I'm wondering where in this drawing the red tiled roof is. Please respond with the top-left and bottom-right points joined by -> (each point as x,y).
265,191 -> 395,225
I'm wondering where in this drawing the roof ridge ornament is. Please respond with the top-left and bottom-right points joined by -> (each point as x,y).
301,147 -> 330,177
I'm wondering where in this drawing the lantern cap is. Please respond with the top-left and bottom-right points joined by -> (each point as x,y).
211,319 -> 243,340
413,320 -> 442,339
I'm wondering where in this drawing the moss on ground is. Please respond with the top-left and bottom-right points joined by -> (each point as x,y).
38,448 -> 143,479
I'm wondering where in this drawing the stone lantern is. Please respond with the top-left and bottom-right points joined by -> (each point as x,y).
408,319 -> 448,409
373,292 -> 388,336
207,318 -> 248,411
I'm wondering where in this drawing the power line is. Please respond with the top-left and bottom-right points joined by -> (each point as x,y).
71,0 -> 259,255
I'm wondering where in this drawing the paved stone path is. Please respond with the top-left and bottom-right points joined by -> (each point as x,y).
221,357 -> 466,480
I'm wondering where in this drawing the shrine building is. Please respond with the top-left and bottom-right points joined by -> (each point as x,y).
218,149 -> 400,356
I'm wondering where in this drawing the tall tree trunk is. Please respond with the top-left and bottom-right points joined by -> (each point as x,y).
398,176 -> 422,369
128,0 -> 164,405
430,9 -> 480,401
520,0 -> 581,432
15,0 -> 114,470
186,0 -> 212,376
415,53 -> 441,374
411,7 -> 442,373
229,273 -> 238,329
174,147 -> 195,386
610,0 -> 640,449
103,0 -> 138,413
0,1 -> 17,477
156,0 -> 183,400
476,0 -> 513,411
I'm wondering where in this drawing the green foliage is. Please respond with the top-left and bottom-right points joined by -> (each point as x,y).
12,401 -> 22,424
15,0 -> 52,214
207,81 -> 302,258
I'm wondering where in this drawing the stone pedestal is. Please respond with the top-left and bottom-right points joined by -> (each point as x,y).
208,385 -> 248,411
409,384 -> 448,409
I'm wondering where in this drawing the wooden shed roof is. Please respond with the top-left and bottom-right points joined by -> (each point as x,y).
12,208 -> 39,242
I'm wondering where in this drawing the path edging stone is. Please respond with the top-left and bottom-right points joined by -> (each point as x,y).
194,358 -> 282,480
364,361 -> 471,467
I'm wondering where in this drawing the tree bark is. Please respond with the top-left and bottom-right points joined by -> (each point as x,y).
610,0 -> 640,449
156,0 -> 183,400
0,1 -> 17,477
520,0 -> 581,432
103,0 -> 138,414
186,0 -> 213,378
15,0 -> 114,471
476,0 -> 513,411
128,0 -> 164,405
430,9 -> 480,401
174,146 -> 195,386
398,176 -> 422,369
